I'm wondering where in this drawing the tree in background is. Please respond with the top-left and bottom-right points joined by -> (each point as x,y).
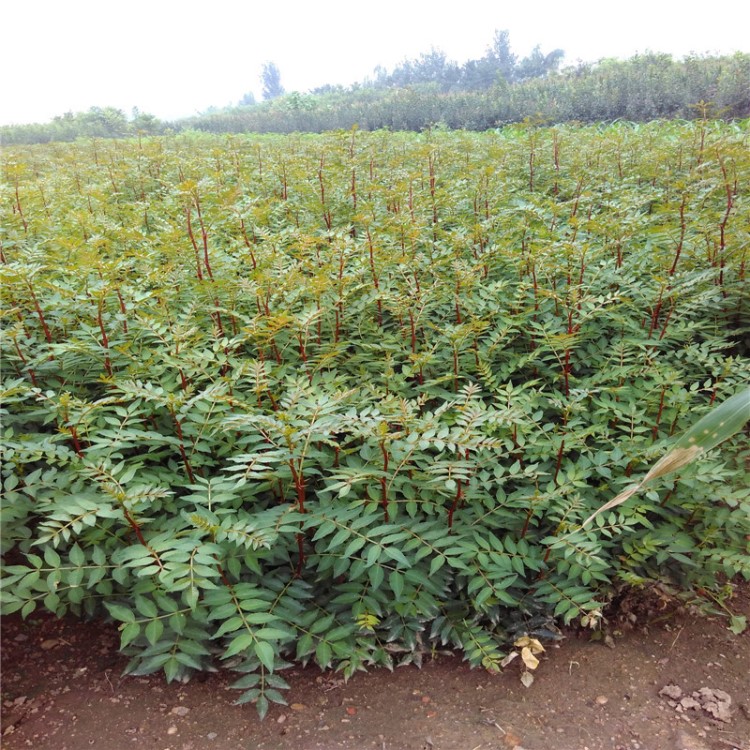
130,107 -> 162,134
238,91 -> 257,106
79,106 -> 129,137
515,46 -> 565,81
386,48 -> 461,91
374,30 -> 564,92
3,50 -> 748,144
261,62 -> 285,101
487,29 -> 518,82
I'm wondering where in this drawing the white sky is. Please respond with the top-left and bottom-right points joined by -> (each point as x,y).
1,0 -> 748,126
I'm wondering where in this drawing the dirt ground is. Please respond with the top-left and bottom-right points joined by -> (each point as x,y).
1,586 -> 749,750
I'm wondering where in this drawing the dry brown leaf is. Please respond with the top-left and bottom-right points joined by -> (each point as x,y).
521,646 -> 540,670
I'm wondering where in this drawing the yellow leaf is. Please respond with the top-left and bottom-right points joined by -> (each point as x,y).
513,636 -> 544,654
521,646 -> 539,670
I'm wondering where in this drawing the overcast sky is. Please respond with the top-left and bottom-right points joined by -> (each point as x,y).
2,0 -> 748,126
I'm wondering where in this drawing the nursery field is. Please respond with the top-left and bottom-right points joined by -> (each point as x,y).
1,122 -> 749,717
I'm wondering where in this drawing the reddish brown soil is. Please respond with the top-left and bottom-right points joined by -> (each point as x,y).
2,587 -> 749,750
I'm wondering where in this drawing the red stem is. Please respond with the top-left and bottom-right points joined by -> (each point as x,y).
652,386 -> 666,441
520,507 -> 533,539
12,337 -> 38,386
239,217 -> 258,270
553,438 -> 565,485
193,192 -> 214,281
115,288 -> 129,334
171,411 -> 195,483
447,479 -> 463,529
669,194 -> 688,276
716,154 -> 734,295
185,206 -> 204,281
68,426 -> 84,457
14,184 -> 28,234
647,288 -> 665,339
27,282 -> 53,345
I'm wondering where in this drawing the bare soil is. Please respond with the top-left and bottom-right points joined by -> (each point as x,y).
2,587 -> 749,750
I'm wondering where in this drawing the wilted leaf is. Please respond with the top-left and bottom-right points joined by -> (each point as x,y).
500,651 -> 519,668
520,646 -> 539,670
728,615 -> 747,635
513,636 -> 545,655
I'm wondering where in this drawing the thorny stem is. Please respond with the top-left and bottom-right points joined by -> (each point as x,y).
318,157 -> 332,231
115,288 -> 129,334
169,409 -> 196,483
520,506 -> 534,539
553,438 -> 565,485
193,192 -> 213,281
447,478 -> 463,529
647,286 -> 665,339
716,153 -> 734,296
14,183 -> 28,234
27,281 -> 53,345
12,336 -> 38,386
669,193 -> 688,276
238,216 -> 258,270
185,205 -> 204,281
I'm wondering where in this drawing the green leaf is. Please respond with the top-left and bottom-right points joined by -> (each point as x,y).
264,674 -> 289,690
224,632 -> 254,659
315,641 -> 333,668
145,618 -> 164,645
365,545 -> 381,567
234,688 -> 260,706
242,612 -> 278,625
68,544 -> 85,566
105,602 -> 135,623
43,547 -> 61,568
232,673 -> 261,690
120,622 -> 141,648
429,555 -> 446,576
184,586 -> 199,610
254,627 -> 292,641
264,688 -> 287,705
164,656 -> 180,683
368,563 -> 384,589
343,537 -> 367,558
254,640 -> 275,671
255,694 -> 269,720
389,570 -> 404,600
134,595 -> 158,618
382,547 -> 410,568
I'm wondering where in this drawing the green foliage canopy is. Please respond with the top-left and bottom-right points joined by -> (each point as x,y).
1,122 -> 748,716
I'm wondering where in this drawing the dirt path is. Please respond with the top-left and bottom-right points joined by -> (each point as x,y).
2,587 -> 749,750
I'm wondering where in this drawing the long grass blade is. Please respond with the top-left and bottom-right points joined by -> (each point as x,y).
582,387 -> 750,527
